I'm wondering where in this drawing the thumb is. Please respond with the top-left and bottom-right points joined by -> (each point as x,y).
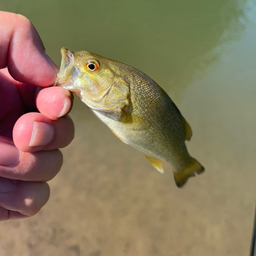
0,11 -> 58,87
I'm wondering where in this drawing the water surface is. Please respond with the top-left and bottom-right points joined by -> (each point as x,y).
1,0 -> 256,255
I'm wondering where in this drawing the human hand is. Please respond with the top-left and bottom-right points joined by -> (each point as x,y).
0,11 -> 74,220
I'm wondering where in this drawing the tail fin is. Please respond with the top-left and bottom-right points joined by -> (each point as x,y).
173,158 -> 204,188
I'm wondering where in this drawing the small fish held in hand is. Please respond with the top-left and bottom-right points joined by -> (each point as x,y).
55,48 -> 204,187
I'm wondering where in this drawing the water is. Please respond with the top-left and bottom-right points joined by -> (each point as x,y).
1,0 -> 256,255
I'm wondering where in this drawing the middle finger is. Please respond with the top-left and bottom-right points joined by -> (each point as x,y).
13,112 -> 74,153
0,147 -> 63,182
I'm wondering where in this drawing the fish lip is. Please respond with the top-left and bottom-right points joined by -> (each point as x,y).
60,47 -> 74,72
54,47 -> 75,87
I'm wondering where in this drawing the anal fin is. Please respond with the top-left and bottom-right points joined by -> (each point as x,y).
145,155 -> 164,174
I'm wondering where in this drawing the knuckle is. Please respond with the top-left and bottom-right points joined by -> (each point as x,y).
16,14 -> 31,28
18,182 -> 50,217
10,149 -> 63,182
0,180 -> 50,219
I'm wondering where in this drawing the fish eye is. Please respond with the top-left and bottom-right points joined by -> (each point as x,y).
86,60 -> 100,71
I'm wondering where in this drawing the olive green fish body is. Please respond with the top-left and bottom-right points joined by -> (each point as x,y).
56,48 -> 204,187
101,70 -> 190,166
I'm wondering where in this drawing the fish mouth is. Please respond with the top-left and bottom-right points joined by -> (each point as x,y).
54,47 -> 77,89
60,47 -> 74,71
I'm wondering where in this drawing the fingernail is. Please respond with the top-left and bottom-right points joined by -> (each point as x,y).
29,121 -> 54,147
0,142 -> 20,167
0,178 -> 16,194
57,97 -> 70,117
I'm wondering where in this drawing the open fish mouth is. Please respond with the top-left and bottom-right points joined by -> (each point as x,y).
60,47 -> 74,71
54,47 -> 77,89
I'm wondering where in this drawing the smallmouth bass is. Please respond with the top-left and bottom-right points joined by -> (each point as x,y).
55,48 -> 204,187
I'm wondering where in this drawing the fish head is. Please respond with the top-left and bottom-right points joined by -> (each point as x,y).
55,47 -> 130,113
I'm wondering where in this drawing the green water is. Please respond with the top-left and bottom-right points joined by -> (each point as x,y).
1,1 -> 256,255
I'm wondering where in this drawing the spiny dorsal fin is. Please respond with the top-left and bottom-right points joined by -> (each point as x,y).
181,116 -> 192,141
145,155 -> 164,174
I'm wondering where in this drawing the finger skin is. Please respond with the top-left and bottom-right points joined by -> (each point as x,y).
0,11 -> 58,86
0,148 -> 63,182
36,87 -> 73,120
13,112 -> 74,152
0,206 -> 26,220
0,70 -> 74,138
0,11 -> 75,221
0,69 -> 24,138
0,178 -> 50,220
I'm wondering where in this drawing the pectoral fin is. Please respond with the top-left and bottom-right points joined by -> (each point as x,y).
145,155 -> 164,174
100,79 -> 130,121
84,79 -> 130,122
99,108 -> 127,121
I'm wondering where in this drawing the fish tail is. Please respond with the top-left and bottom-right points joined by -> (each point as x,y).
173,158 -> 204,188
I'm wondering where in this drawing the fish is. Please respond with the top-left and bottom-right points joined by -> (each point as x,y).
55,47 -> 204,187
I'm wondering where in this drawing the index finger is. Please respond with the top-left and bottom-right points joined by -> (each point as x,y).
0,11 -> 58,86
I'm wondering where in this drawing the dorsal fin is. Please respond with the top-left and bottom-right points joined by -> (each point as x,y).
181,116 -> 192,141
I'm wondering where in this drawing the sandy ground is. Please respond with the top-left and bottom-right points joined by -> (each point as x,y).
0,97 -> 255,256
